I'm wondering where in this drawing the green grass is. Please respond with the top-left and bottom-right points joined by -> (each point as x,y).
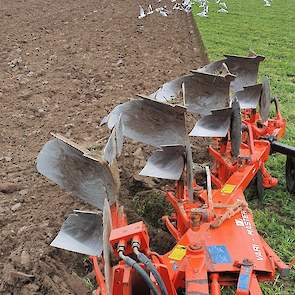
193,1 -> 295,294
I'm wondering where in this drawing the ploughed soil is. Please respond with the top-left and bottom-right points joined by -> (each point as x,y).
0,0 -> 208,294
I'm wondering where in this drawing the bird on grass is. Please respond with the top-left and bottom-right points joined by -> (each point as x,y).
264,0 -> 272,7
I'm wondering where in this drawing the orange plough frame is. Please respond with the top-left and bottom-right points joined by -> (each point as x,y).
96,105 -> 289,295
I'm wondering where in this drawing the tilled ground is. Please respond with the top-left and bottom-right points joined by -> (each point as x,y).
0,0 -> 207,294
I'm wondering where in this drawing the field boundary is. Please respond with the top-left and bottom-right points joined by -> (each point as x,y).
190,16 -> 209,63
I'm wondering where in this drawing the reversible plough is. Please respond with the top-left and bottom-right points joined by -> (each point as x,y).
37,53 -> 295,294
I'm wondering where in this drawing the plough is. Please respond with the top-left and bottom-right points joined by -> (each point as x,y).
37,53 -> 294,294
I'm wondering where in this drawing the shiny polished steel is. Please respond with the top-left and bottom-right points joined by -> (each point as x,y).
189,108 -> 232,137
259,77 -> 271,122
37,134 -> 118,209
224,54 -> 265,92
186,142 -> 194,201
103,127 -> 117,165
149,69 -> 233,115
185,71 -> 233,115
106,97 -> 186,147
51,210 -> 103,256
115,115 -> 124,156
196,54 -> 265,92
149,74 -> 192,103
196,59 -> 229,77
139,145 -> 185,180
103,116 -> 124,165
236,84 -> 262,109
230,98 -> 242,158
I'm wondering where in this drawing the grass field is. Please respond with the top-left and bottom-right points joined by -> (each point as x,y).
193,1 -> 295,294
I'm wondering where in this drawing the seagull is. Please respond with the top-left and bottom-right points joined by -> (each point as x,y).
199,0 -> 208,8
182,0 -> 190,6
147,4 -> 154,15
197,4 -> 208,17
219,2 -> 228,10
157,7 -> 170,16
218,7 -> 228,13
197,10 -> 208,17
173,3 -> 183,10
182,0 -> 193,13
264,0 -> 271,7
138,5 -> 146,19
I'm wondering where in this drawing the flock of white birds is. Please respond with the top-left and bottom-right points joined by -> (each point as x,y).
138,0 -> 272,19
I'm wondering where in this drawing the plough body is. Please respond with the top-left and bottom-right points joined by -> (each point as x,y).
104,106 -> 289,295
36,53 -> 294,295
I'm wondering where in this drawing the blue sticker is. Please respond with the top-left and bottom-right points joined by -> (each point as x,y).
172,264 -> 178,271
207,245 -> 232,264
238,274 -> 250,290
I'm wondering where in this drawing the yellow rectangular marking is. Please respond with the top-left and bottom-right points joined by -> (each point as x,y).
168,245 -> 187,261
221,184 -> 236,194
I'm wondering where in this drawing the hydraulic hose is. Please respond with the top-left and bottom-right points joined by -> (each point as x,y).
118,251 -> 160,295
133,247 -> 168,295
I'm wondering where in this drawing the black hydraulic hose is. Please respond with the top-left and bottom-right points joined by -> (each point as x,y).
118,251 -> 160,295
134,248 -> 168,295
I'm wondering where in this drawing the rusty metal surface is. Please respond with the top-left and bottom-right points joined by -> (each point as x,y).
259,77 -> 271,122
236,84 -> 262,109
37,134 -> 118,209
139,145 -> 185,180
189,108 -> 232,137
106,97 -> 186,147
50,210 -> 103,256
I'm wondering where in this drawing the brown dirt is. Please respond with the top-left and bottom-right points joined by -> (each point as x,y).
0,0 -> 207,293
